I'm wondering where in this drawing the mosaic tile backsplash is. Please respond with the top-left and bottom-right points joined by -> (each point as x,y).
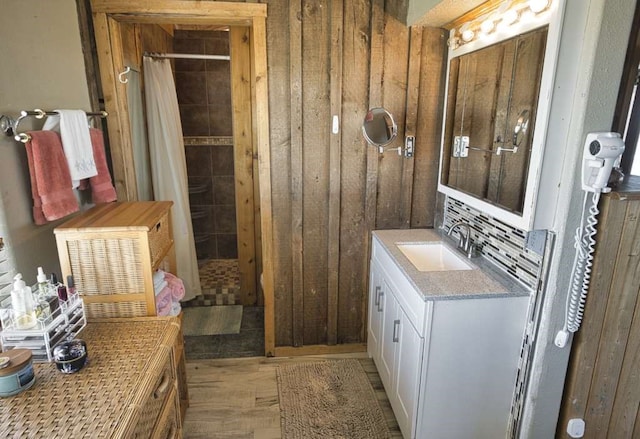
443,197 -> 544,290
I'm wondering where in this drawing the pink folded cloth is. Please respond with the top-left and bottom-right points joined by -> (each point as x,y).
164,272 -> 185,301
157,299 -> 173,317
24,131 -> 79,224
155,286 -> 173,312
78,128 -> 117,203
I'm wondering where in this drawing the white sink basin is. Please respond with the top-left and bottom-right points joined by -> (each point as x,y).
397,242 -> 474,272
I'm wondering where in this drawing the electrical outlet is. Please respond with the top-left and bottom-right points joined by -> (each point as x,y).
567,418 -> 585,438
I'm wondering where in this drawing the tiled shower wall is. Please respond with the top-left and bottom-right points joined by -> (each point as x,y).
174,30 -> 232,136
185,141 -> 237,260
174,30 -> 237,260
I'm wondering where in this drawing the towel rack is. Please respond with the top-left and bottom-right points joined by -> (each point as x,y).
0,109 -> 108,143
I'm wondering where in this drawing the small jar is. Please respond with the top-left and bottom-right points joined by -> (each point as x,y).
0,349 -> 35,397
53,339 -> 88,374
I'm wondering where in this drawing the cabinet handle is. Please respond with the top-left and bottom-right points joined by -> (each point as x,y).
153,369 -> 172,399
374,286 -> 381,307
392,319 -> 400,343
377,291 -> 384,312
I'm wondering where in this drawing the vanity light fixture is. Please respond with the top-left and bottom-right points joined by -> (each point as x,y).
453,0 -> 552,48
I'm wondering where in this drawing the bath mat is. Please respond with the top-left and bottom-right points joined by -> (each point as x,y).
277,359 -> 391,439
182,305 -> 243,336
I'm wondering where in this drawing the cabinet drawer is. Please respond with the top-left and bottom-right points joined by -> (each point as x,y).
372,237 -> 428,337
152,385 -> 181,439
132,348 -> 176,438
148,211 -> 172,269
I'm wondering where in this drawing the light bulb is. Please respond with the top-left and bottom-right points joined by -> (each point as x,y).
461,29 -> 475,42
480,18 -> 495,35
502,9 -> 519,25
529,0 -> 550,13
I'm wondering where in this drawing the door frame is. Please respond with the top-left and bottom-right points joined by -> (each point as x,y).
89,0 -> 276,356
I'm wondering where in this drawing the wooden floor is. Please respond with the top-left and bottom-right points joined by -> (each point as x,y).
182,352 -> 402,438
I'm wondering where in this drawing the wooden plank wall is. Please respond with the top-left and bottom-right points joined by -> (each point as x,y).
558,190 -> 640,438
88,0 -> 446,349
262,0 -> 447,348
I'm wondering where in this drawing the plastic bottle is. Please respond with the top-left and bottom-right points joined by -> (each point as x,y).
50,273 -> 68,302
36,267 -> 48,298
11,274 -> 37,329
66,275 -> 76,298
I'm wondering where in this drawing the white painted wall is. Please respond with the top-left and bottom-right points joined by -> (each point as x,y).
519,0 -> 635,436
0,0 -> 91,284
407,0 -> 486,27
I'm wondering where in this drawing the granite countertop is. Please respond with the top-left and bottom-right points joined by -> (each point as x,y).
372,229 -> 531,301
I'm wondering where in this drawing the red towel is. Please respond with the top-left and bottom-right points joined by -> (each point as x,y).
24,131 -> 79,224
78,129 -> 117,203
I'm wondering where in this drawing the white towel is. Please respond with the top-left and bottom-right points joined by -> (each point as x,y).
43,110 -> 97,187
154,280 -> 168,296
169,301 -> 182,316
153,270 -> 166,289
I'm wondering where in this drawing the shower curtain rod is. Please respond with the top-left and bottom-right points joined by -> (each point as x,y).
144,52 -> 230,61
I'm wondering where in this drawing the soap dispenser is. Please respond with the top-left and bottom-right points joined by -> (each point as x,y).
11,274 -> 37,330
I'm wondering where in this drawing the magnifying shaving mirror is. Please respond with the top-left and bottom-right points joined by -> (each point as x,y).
512,110 -> 530,148
362,107 -> 397,152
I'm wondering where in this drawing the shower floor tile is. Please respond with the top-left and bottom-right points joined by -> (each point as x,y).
199,258 -> 240,289
184,258 -> 240,307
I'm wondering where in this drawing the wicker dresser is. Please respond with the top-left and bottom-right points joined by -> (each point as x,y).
54,202 -> 189,421
54,201 -> 175,319
0,318 -> 183,438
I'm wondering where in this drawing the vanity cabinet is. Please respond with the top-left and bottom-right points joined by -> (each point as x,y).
368,233 -> 529,439
369,258 -> 423,436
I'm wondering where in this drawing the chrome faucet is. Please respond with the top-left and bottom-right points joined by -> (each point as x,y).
447,221 -> 477,257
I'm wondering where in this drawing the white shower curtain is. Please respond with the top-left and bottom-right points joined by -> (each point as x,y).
127,70 -> 153,201
143,56 -> 201,301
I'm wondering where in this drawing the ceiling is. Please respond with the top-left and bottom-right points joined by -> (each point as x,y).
407,0 -> 490,27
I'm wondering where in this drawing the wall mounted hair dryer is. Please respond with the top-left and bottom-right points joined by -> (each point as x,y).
556,132 -> 625,349
581,132 -> 625,193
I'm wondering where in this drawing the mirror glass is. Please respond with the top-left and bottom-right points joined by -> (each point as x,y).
440,27 -> 548,215
362,107 -> 397,147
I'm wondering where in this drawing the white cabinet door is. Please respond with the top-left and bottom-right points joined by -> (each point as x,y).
378,279 -> 398,394
393,310 -> 424,439
367,260 -> 383,362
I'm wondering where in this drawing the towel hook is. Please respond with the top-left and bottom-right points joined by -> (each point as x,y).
118,66 -> 131,84
0,115 -> 16,136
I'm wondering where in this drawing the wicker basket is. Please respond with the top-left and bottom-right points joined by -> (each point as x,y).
54,202 -> 175,319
